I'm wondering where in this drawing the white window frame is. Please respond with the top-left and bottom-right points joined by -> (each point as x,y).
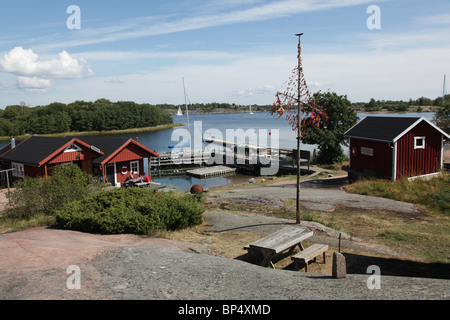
414,136 -> 425,150
130,161 -> 139,174
12,162 -> 24,178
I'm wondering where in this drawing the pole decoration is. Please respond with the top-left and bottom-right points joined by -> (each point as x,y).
271,40 -> 328,137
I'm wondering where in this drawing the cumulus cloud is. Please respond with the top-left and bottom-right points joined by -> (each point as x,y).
16,76 -> 52,93
0,46 -> 93,93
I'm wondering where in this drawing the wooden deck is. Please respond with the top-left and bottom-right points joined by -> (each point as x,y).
186,165 -> 237,178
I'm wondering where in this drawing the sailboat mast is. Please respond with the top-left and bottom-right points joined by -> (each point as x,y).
182,77 -> 190,132
444,74 -> 447,102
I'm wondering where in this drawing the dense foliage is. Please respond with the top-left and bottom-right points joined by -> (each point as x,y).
6,164 -> 98,218
0,99 -> 173,136
55,188 -> 204,234
351,94 -> 450,112
434,102 -> 450,134
302,91 -> 358,164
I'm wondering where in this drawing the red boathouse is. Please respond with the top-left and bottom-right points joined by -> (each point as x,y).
344,116 -> 449,181
0,136 -> 159,186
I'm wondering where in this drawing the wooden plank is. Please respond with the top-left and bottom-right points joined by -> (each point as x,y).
292,244 -> 328,262
248,226 -> 313,254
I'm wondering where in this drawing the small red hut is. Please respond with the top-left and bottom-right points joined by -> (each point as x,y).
0,136 -> 159,187
344,116 -> 449,181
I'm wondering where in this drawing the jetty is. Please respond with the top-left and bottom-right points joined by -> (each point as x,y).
150,137 -> 311,177
186,165 -> 237,178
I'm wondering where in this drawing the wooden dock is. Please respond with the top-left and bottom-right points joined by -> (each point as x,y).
186,165 -> 237,178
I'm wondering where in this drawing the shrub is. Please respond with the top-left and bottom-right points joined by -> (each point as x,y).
6,164 -> 97,218
55,188 -> 204,234
432,189 -> 450,215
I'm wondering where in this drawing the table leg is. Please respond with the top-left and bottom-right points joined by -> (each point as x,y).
259,250 -> 276,268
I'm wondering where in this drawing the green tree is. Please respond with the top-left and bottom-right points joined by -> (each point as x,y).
302,91 -> 358,164
434,102 -> 450,134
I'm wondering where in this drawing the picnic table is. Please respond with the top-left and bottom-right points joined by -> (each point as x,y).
244,226 -> 313,268
123,177 -> 147,188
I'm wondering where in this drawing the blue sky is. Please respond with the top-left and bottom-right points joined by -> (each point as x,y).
0,0 -> 449,107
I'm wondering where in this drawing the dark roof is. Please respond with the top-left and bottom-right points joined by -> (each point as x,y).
345,117 -> 423,142
77,136 -> 128,165
0,136 -> 159,167
0,136 -> 72,165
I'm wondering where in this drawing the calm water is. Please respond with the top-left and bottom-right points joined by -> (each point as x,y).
2,111 -> 436,191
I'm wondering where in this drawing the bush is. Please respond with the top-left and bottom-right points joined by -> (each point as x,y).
55,188 -> 204,234
432,189 -> 450,214
6,164 -> 96,218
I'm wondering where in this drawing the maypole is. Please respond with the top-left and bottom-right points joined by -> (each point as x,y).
295,33 -> 303,225
272,33 -> 328,224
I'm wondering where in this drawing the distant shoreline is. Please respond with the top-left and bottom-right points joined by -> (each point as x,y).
0,123 -> 183,142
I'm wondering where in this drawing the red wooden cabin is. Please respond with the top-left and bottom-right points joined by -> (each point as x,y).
344,117 -> 449,181
0,136 -> 159,186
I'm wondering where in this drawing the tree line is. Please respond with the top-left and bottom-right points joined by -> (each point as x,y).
157,102 -> 273,114
352,95 -> 450,112
0,99 -> 174,136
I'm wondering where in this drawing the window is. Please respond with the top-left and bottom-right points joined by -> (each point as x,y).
12,163 -> 24,178
360,147 -> 374,157
130,161 -> 139,174
414,136 -> 425,150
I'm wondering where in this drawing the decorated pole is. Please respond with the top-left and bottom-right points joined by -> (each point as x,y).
295,33 -> 303,224
271,33 -> 328,225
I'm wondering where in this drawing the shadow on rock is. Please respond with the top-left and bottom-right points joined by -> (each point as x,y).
343,252 -> 450,280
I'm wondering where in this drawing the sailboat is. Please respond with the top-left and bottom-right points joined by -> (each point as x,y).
169,77 -> 191,150
249,105 -> 254,115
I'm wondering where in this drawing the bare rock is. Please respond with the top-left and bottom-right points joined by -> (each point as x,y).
332,252 -> 346,279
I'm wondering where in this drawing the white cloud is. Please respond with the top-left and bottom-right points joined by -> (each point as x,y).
419,13 -> 450,25
236,85 -> 276,97
16,76 -> 52,93
40,0 -> 379,50
0,46 -> 93,93
0,47 -> 93,79
51,44 -> 448,106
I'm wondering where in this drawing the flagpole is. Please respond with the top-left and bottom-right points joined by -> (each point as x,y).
295,33 -> 303,224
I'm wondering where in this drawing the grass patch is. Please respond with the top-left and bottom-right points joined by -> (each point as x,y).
0,213 -> 55,234
298,205 -> 450,263
344,172 -> 450,215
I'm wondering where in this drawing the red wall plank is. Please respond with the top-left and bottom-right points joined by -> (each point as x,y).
350,138 -> 393,179
396,121 -> 442,179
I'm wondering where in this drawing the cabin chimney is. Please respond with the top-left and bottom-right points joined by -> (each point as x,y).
11,137 -> 15,149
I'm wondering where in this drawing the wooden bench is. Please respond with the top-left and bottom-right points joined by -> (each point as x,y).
291,243 -> 328,272
244,226 -> 313,268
